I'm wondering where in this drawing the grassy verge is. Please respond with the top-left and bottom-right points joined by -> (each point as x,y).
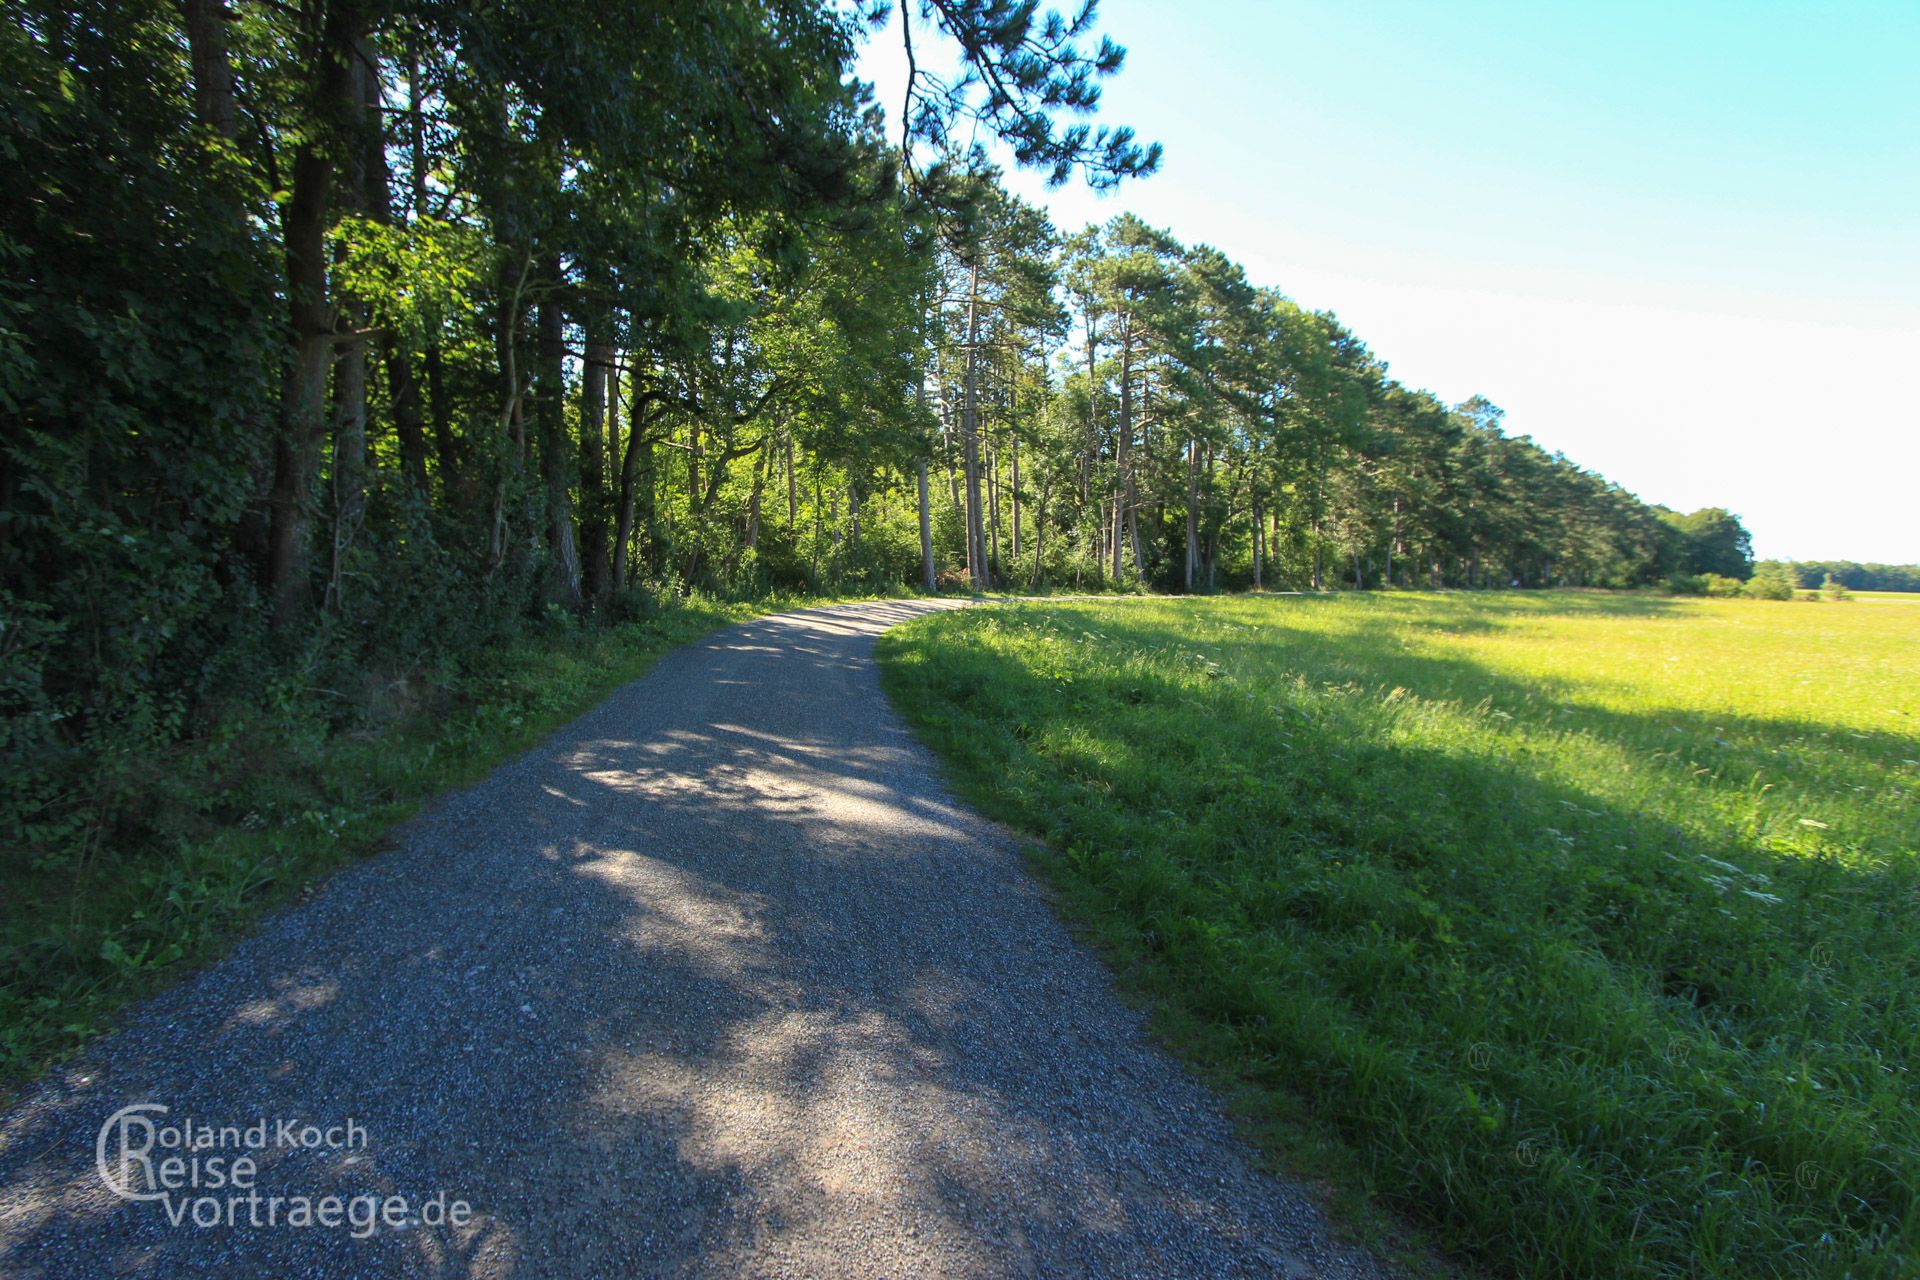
877,592 -> 1919,1279
0,590 -> 874,1096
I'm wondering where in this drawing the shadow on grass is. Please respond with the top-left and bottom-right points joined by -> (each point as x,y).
876,596 -> 1917,1279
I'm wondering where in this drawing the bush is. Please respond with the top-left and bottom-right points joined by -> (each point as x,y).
1820,573 -> 1853,602
1743,565 -> 1797,600
1703,573 -> 1746,597
1666,573 -> 1708,596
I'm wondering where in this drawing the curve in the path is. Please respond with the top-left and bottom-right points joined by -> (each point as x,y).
0,599 -> 1404,1279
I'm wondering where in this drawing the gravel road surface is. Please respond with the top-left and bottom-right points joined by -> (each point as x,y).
0,600 -> 1406,1278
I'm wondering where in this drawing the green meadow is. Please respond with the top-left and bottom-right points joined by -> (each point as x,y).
879,592 -> 1920,1279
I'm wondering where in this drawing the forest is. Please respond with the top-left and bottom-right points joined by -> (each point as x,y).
7,8 -> 1918,1277
4,1 -> 1772,879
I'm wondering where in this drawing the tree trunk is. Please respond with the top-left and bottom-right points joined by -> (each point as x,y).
581,323 -> 611,601
1184,432 -> 1199,593
987,443 -> 1002,574
535,274 -> 581,607
1386,493 -> 1398,587
408,43 -> 456,498
1035,470 -> 1049,586
606,363 -> 621,515
181,0 -> 238,140
266,24 -> 351,630
917,460 -> 935,591
1252,489 -> 1264,589
785,431 -> 798,533
915,358 -> 935,592
611,384 -> 660,593
485,254 -> 531,575
745,438 -> 768,552
326,330 -> 368,611
1112,323 -> 1133,583
1010,430 -> 1021,566
322,27 -> 377,613
962,260 -> 986,589
368,161 -> 427,497
1081,298 -> 1098,503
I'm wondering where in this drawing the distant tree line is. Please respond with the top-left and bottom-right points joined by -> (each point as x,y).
4,0 -> 1760,857
1767,561 -> 1920,593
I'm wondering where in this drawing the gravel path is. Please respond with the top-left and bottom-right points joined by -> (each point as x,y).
0,600 -> 1406,1279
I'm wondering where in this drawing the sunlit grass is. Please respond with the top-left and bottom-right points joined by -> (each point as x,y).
879,592 -> 1920,1279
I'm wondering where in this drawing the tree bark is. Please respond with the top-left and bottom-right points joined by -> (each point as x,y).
354,68 -> 427,499
1184,432 -> 1199,593
962,260 -> 987,588
266,2 -> 357,629
484,256 -> 528,573
987,443 -> 1001,574
745,437 -> 768,552
611,383 -> 662,593
1081,295 -> 1098,503
581,322 -> 612,601
917,460 -> 935,590
1010,428 -> 1021,568
406,44 -> 457,499
322,26 -> 377,613
180,0 -> 238,140
535,271 -> 581,607
916,367 -> 935,591
1112,322 -> 1132,583
326,329 -> 368,611
1035,470 -> 1049,585
785,431 -> 798,533
1252,488 -> 1264,589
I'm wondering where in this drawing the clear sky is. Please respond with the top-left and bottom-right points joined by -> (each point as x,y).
855,0 -> 1920,563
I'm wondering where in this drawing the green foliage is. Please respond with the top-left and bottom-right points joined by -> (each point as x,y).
328,214 -> 486,345
3,19 -> 1825,1245
880,594 -> 1920,1279
1820,572 -> 1853,602
1,2 -> 278,868
1659,507 -> 1756,579
0,592 -> 796,1088
1775,559 -> 1920,593
1704,573 -> 1748,597
1744,563 -> 1798,600
885,0 -> 1160,189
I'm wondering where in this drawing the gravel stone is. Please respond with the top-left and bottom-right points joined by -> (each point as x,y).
0,600 -> 1411,1278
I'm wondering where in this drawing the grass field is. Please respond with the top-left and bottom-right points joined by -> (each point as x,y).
879,592 -> 1920,1279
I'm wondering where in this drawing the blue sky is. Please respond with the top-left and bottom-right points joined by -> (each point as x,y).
855,0 -> 1920,562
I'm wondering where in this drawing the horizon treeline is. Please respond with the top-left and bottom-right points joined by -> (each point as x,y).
1765,561 -> 1920,593
2,0 -> 1801,850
